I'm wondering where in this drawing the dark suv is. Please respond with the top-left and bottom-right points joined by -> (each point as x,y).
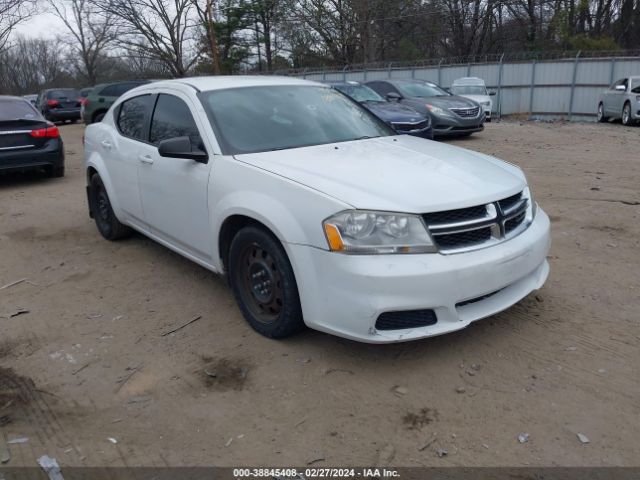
37,88 -> 82,123
82,81 -> 149,124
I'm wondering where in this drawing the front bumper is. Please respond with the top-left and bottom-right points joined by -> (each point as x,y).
0,140 -> 64,172
405,125 -> 433,140
289,209 -> 550,343
432,112 -> 486,136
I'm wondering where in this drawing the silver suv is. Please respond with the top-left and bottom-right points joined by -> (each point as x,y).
597,76 -> 640,126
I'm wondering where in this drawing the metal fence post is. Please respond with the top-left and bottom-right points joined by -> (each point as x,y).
497,53 -> 504,120
568,51 -> 581,121
323,70 -> 327,81
302,68 -> 308,80
529,58 -> 537,119
609,57 -> 616,85
387,62 -> 393,79
364,66 -> 368,82
437,59 -> 443,85
342,65 -> 348,82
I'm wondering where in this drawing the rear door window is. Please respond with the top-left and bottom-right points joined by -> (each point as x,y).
149,94 -> 203,149
117,94 -> 153,141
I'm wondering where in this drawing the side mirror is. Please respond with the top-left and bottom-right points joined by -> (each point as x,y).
158,136 -> 208,163
386,92 -> 402,102
614,85 -> 626,91
489,90 -> 497,96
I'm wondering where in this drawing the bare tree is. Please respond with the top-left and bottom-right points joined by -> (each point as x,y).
98,0 -> 200,77
47,0 -> 117,84
192,0 -> 221,74
0,0 -> 35,52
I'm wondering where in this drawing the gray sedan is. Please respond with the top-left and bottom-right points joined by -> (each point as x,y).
366,79 -> 485,138
597,76 -> 640,126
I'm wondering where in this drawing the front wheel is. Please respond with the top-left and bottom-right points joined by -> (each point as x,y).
228,226 -> 304,339
597,103 -> 608,123
621,102 -> 632,126
89,174 -> 132,240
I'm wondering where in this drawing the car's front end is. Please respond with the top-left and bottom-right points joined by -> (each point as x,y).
363,101 -> 433,139
424,96 -> 486,137
233,129 -> 550,343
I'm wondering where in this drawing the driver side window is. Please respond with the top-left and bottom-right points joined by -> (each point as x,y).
149,94 -> 203,150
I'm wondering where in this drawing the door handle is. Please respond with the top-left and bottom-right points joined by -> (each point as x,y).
101,140 -> 112,150
138,154 -> 154,164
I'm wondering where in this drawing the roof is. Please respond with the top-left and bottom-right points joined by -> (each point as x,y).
0,95 -> 28,102
154,75 -> 320,92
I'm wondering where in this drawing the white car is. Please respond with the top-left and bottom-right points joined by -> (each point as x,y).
83,76 -> 550,343
451,77 -> 495,121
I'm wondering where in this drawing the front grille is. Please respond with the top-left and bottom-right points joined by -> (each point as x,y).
422,190 -> 530,253
392,120 -> 429,132
423,205 -> 487,225
505,210 -> 526,233
456,289 -> 502,308
498,192 -> 522,211
450,106 -> 480,118
376,309 -> 437,331
434,227 -> 492,248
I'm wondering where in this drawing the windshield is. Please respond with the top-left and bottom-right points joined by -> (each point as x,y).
631,79 -> 640,94
396,82 -> 449,98
451,85 -> 487,96
334,84 -> 385,103
199,86 -> 393,155
0,99 -> 40,121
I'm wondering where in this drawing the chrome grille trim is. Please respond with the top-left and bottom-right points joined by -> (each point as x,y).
450,106 -> 480,118
423,191 -> 531,254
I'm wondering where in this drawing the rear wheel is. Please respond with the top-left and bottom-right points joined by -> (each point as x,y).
228,226 -> 304,339
93,112 -> 106,123
597,103 -> 608,123
621,102 -> 632,126
90,174 -> 132,240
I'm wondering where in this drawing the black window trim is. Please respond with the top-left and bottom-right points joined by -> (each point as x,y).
115,93 -> 156,144
147,92 -> 207,157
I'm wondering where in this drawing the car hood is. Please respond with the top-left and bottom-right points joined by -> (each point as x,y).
420,95 -> 480,109
459,94 -> 491,105
234,135 -> 526,213
361,101 -> 426,123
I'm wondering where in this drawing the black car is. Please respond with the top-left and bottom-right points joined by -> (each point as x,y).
366,79 -> 485,138
0,96 -> 65,177
326,81 -> 433,139
37,88 -> 82,123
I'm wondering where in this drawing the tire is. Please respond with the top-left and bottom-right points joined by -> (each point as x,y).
621,102 -> 632,126
49,166 -> 65,178
93,112 -> 106,123
89,174 -> 132,240
597,103 -> 608,123
228,226 -> 304,339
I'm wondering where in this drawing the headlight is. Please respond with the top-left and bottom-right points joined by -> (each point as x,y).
426,104 -> 447,115
323,210 -> 436,254
481,101 -> 491,107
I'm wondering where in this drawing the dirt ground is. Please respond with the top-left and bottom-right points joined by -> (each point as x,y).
0,120 -> 639,468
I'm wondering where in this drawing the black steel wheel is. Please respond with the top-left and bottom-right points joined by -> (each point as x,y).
228,226 -> 304,338
90,174 -> 132,240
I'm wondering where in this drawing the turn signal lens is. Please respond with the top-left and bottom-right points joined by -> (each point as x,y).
324,224 -> 344,252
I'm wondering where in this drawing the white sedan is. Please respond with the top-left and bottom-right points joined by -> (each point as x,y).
84,76 -> 550,343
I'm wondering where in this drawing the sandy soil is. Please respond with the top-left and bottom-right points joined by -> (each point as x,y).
0,120 -> 639,468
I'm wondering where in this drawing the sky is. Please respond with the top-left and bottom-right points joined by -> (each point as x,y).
13,12 -> 66,39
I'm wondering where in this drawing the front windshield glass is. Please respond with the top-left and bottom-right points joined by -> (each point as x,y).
334,84 -> 385,103
631,78 -> 640,93
451,85 -> 487,95
199,86 -> 393,155
396,82 -> 449,98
